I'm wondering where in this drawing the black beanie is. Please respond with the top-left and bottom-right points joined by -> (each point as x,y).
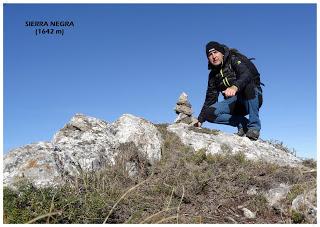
206,41 -> 225,56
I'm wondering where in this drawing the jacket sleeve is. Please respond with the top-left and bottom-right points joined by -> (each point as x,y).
231,56 -> 253,91
198,73 -> 219,123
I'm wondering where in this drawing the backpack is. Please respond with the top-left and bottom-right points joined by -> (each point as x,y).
229,48 -> 265,87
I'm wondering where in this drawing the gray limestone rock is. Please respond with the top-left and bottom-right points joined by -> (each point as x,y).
4,113 -> 304,190
175,105 -> 193,116
174,92 -> 199,125
177,92 -> 190,105
111,114 -> 163,164
4,142 -> 63,189
4,113 -> 163,189
174,92 -> 193,116
52,113 -> 117,178
167,123 -> 302,167
241,207 -> 256,219
291,188 -> 317,223
265,183 -> 291,209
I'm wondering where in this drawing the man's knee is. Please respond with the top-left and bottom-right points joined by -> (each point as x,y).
204,106 -> 218,123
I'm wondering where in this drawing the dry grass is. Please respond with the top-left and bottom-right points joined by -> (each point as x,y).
188,125 -> 220,135
3,124 -> 317,224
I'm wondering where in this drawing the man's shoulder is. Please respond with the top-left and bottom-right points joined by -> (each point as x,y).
228,53 -> 242,63
227,53 -> 248,70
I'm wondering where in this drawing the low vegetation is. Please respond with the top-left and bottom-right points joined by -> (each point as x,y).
3,125 -> 316,224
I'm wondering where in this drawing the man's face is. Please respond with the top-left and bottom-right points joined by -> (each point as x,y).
208,50 -> 224,66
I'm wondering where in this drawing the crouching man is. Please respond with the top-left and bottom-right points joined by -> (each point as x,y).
195,41 -> 263,140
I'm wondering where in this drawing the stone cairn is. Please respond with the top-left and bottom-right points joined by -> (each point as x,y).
174,92 -> 198,125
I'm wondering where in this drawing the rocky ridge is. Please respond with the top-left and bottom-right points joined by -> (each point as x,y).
4,112 -> 304,189
3,112 -> 317,223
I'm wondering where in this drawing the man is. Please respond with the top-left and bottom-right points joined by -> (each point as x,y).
195,41 -> 263,140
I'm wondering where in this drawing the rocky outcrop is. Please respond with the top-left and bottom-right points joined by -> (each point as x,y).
4,114 -> 163,189
112,114 -> 163,163
4,113 -> 303,189
3,142 -> 63,188
167,123 -> 301,167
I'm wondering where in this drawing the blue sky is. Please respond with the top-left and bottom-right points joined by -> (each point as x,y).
4,4 -> 317,159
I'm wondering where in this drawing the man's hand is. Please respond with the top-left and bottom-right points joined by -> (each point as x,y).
194,121 -> 202,127
223,85 -> 238,97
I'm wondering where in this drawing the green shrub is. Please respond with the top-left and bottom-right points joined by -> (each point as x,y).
286,184 -> 305,203
291,210 -> 305,223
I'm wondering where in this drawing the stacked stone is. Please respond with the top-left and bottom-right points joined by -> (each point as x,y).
174,92 -> 198,125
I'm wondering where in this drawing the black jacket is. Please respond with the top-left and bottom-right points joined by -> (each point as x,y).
198,47 -> 259,123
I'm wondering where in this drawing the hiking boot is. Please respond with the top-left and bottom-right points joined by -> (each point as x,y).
246,129 -> 260,141
236,128 -> 246,137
